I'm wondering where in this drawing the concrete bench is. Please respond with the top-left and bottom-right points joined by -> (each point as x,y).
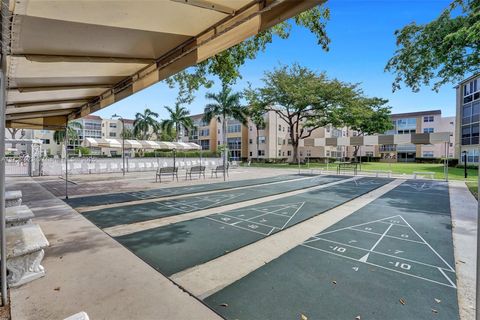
413,171 -> 435,179
6,224 -> 49,287
363,170 -> 392,178
64,312 -> 90,320
5,190 -> 22,207
6,205 -> 35,227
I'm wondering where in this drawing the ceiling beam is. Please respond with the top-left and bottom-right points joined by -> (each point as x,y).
7,98 -> 90,107
13,54 -> 154,64
9,84 -> 113,92
6,109 -> 75,121
170,0 -> 235,15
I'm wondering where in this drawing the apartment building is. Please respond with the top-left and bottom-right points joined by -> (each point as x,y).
455,74 -> 480,164
5,128 -> 62,156
186,113 -> 248,160
246,110 -> 350,162
359,110 -> 454,162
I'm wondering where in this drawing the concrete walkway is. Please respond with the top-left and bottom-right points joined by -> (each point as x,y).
450,180 -> 478,320
7,176 -> 221,320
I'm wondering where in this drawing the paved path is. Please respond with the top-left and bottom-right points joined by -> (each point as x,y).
7,177 -> 221,320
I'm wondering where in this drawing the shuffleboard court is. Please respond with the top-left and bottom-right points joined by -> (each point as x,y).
66,174 -> 308,208
205,180 -> 459,320
115,177 -> 392,276
82,175 -> 348,229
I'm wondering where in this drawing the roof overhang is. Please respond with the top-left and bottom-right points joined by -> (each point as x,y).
1,0 -> 324,129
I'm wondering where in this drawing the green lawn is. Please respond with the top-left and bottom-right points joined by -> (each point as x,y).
246,162 -> 478,181
466,181 -> 478,199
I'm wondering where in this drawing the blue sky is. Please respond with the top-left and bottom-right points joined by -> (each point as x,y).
94,0 -> 456,121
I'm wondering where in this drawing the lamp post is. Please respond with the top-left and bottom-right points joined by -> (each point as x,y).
112,114 -> 125,176
462,150 -> 468,179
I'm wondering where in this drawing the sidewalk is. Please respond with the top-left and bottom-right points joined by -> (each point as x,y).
7,176 -> 222,320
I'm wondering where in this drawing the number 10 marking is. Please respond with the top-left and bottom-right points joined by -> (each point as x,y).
332,246 -> 346,253
393,262 -> 411,270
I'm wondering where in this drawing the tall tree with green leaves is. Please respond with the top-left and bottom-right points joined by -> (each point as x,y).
161,104 -> 194,142
248,107 -> 266,159
245,64 -> 388,162
204,85 -> 248,172
133,108 -> 160,140
386,0 -> 479,92
341,98 -> 393,158
166,5 -> 330,92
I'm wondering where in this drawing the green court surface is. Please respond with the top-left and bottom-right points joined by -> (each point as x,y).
115,177 -> 392,276
66,174 -> 308,208
82,175 -> 347,229
205,180 -> 459,320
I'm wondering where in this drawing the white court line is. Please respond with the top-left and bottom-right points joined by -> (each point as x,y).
439,267 -> 457,288
377,220 -> 409,228
399,216 -> 456,272
316,215 -> 402,237
215,213 -> 280,230
371,223 -> 392,251
280,202 -> 306,229
308,237 -> 453,272
347,227 -> 425,244
301,243 -> 456,289
204,216 -> 272,236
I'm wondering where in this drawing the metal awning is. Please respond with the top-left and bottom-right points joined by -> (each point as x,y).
300,132 -> 452,147
85,138 -> 201,150
2,0 -> 323,129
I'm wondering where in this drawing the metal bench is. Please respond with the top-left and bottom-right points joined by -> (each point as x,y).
185,165 -> 206,180
6,205 -> 35,227
5,190 -> 22,207
211,165 -> 229,178
155,166 -> 178,182
413,171 -> 435,179
6,224 -> 49,287
336,162 -> 358,175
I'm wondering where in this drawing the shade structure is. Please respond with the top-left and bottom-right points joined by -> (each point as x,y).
2,0 -> 324,129
300,132 -> 452,147
84,138 -> 201,150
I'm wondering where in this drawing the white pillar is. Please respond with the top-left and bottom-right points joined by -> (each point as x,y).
0,57 -> 8,305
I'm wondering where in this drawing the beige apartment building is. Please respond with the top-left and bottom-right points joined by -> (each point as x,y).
455,74 -> 480,164
186,113 -> 249,160
359,110 -> 455,162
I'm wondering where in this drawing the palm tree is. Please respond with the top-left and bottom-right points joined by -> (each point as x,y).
133,108 -> 160,140
161,104 -> 193,142
249,108 -> 266,160
53,121 -> 83,150
204,85 -> 248,177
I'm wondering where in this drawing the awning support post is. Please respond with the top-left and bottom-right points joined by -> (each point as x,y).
0,55 -> 8,306
65,124 -> 68,199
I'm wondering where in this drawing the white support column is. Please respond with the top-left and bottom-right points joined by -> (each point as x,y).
0,58 -> 8,305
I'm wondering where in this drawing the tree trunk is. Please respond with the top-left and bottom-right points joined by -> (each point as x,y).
353,145 -> 360,159
292,142 -> 299,164
222,115 -> 228,180
256,127 -> 259,159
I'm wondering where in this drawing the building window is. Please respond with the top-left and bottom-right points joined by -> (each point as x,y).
199,140 -> 210,150
41,139 -> 50,144
258,150 -> 265,156
249,151 -> 252,156
422,151 -> 434,157
287,150 -> 292,156
278,125 -> 282,131
366,151 -> 374,157
258,136 -> 266,144
278,150 -> 281,157
249,139 -> 253,144
326,150 -> 330,157
227,124 -> 241,133
249,126 -> 252,131
423,128 -> 434,133
423,116 -> 434,122
306,150 -> 311,157
109,123 -> 117,128
109,132 -> 116,137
